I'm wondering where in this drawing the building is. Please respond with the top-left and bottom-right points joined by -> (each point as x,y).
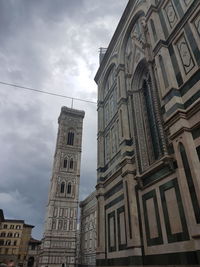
39,107 -> 85,267
0,209 -> 34,267
95,0 -> 200,266
78,191 -> 97,267
27,238 -> 41,267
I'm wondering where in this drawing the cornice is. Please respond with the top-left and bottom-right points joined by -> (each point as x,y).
94,1 -> 133,83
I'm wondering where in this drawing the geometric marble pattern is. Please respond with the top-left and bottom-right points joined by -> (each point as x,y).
176,35 -> 195,74
194,13 -> 200,36
184,0 -> 193,6
164,0 -> 178,28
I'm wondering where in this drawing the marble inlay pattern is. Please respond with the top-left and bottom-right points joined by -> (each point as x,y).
184,0 -> 193,6
176,35 -> 195,74
164,0 -> 178,28
194,13 -> 200,36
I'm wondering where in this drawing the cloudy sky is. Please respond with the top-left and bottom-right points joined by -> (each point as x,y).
0,0 -> 128,239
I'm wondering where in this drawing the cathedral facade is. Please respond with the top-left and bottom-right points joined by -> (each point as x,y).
39,107 -> 84,267
95,0 -> 200,266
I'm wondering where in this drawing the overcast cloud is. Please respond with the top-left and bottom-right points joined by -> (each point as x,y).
0,0 -> 128,239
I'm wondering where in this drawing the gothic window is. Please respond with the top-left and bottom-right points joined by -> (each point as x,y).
60,182 -> 65,194
150,19 -> 158,42
179,143 -> 200,223
63,158 -> 67,169
105,133 -> 110,163
52,220 -> 56,230
104,102 -> 109,126
143,78 -> 160,160
130,60 -> 162,172
104,66 -> 116,96
67,183 -> 72,194
58,220 -> 63,230
159,55 -> 169,88
67,131 -> 74,146
120,110 -> 124,138
70,159 -> 74,169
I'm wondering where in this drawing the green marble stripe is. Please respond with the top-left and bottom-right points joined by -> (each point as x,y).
159,178 -> 190,243
104,181 -> 123,200
105,194 -> 124,210
142,190 -> 163,246
96,250 -> 200,265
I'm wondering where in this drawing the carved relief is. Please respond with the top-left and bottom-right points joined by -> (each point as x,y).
176,35 -> 195,74
164,1 -> 178,28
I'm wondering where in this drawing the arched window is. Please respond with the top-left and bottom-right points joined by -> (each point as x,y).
67,183 -> 72,194
150,19 -> 158,42
70,159 -> 73,169
130,59 -> 163,172
179,143 -> 200,223
67,131 -> 74,146
7,232 -> 12,237
60,182 -> 65,194
1,232 -> 6,237
63,159 -> 67,169
159,55 -> 169,88
13,241 -> 17,246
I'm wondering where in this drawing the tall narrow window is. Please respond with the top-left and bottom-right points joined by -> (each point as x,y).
70,159 -> 73,169
60,182 -> 65,194
179,143 -> 200,223
150,19 -> 158,42
143,78 -> 160,160
67,131 -> 74,146
67,183 -> 72,194
120,110 -> 124,138
63,159 -> 67,169
159,55 -> 169,88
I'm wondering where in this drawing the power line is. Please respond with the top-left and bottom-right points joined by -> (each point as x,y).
0,81 -> 97,105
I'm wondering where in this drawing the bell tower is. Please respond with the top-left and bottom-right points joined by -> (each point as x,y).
40,106 -> 85,267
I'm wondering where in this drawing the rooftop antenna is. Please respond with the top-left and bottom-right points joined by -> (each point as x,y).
71,98 -> 74,109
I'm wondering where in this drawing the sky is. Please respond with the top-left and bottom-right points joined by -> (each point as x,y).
0,0 -> 128,239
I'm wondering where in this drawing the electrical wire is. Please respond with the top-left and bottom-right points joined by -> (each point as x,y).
0,81 -> 97,104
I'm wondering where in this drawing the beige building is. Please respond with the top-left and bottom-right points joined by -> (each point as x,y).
0,209 -> 34,267
78,191 -> 97,267
39,107 -> 85,267
95,0 -> 200,266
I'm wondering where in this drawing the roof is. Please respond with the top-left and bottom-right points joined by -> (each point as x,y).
3,219 -> 24,223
